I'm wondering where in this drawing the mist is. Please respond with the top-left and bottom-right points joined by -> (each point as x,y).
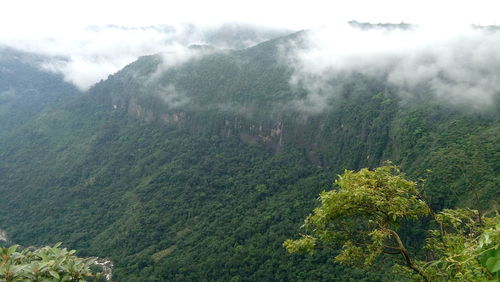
0,23 -> 289,91
283,22 -> 500,112
2,19 -> 500,113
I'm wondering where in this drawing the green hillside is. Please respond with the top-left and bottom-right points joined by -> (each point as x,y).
0,32 -> 498,281
0,48 -> 80,136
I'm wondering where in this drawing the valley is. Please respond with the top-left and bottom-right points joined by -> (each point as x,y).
0,24 -> 498,281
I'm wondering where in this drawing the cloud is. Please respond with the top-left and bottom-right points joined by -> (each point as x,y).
0,25 -> 185,90
283,23 -> 500,112
156,84 -> 190,109
152,42 -> 210,76
0,23 -> 288,90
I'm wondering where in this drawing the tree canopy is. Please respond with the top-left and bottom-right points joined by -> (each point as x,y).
284,163 -> 500,281
0,243 -> 103,282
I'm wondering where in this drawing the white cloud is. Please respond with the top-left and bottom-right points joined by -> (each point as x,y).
1,0 -> 499,34
284,23 -> 500,112
1,0 -> 500,96
0,25 -> 187,90
0,23 -> 280,90
0,0 -> 500,97
157,84 -> 190,109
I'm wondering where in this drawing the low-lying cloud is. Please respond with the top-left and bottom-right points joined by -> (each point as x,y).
156,84 -> 191,109
2,25 -> 178,90
0,23 -> 289,91
284,23 -> 500,112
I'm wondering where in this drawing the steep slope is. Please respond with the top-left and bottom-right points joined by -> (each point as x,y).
0,92 -> 383,281
89,33 -> 498,209
0,31 -> 498,281
0,47 -> 80,136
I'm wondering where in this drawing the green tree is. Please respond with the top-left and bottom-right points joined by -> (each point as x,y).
284,163 -> 500,281
423,208 -> 500,281
0,243 -> 103,281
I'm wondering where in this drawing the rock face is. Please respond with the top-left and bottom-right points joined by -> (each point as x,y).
94,258 -> 114,281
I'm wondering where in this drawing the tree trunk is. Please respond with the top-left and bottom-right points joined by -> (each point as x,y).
387,229 -> 431,282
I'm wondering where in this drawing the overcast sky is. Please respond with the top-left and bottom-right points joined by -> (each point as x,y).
1,0 -> 499,92
1,0 -> 499,35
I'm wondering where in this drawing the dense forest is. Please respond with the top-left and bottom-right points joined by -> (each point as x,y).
0,27 -> 498,281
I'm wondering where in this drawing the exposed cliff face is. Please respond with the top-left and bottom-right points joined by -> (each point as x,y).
94,258 -> 114,281
237,120 -> 285,153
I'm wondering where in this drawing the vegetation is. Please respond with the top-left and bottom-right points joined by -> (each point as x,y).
285,163 -> 500,281
424,209 -> 500,281
0,47 -> 79,137
0,32 -> 498,280
0,243 -> 102,281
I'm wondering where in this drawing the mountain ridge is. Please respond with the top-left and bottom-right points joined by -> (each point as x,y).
0,29 -> 498,280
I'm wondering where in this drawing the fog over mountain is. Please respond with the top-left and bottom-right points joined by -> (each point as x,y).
3,20 -> 499,114
281,22 -> 500,112
1,13 -> 499,280
0,23 -> 290,90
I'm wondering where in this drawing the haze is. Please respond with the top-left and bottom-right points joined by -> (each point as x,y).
1,0 -> 500,100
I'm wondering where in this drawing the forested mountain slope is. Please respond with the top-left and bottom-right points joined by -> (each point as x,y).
0,48 -> 80,136
0,30 -> 498,281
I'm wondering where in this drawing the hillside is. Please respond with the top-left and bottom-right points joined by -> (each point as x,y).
0,48 -> 80,136
0,30 -> 498,281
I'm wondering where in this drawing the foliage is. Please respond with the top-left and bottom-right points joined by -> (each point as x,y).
423,210 -> 500,281
0,48 -> 79,137
0,243 -> 102,281
284,163 -> 431,280
0,32 -> 498,281
285,164 -> 500,281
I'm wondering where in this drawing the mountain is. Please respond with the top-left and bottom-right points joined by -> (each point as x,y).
0,47 -> 80,136
0,29 -> 498,281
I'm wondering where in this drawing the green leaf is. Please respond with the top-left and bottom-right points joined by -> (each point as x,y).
480,250 -> 495,265
7,245 -> 19,256
426,260 -> 441,268
485,257 -> 500,273
49,269 -> 60,280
